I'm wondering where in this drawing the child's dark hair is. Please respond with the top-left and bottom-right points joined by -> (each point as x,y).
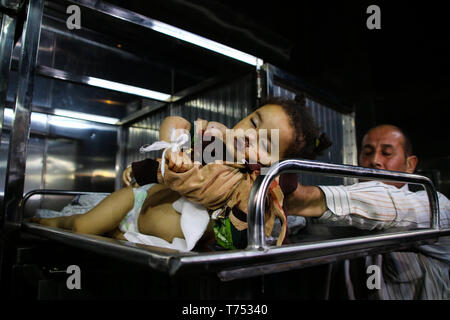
258,95 -> 333,160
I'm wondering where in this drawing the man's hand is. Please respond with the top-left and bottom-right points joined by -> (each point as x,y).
165,149 -> 193,173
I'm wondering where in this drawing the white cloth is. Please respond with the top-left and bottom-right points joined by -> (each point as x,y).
123,196 -> 210,252
139,129 -> 190,178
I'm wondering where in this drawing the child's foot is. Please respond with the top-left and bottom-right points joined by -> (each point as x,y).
29,216 -> 40,223
30,216 -> 62,228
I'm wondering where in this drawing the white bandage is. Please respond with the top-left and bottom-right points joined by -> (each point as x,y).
139,128 -> 190,178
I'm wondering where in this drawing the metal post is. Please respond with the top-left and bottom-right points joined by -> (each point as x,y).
2,0 -> 44,229
115,126 -> 127,190
247,159 -> 441,250
255,58 -> 264,106
263,63 -> 274,98
0,13 -> 16,154
0,12 -> 17,232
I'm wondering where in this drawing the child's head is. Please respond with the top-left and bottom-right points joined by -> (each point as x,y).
232,96 -> 332,164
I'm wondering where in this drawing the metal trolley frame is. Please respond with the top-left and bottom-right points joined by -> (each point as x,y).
19,159 -> 449,281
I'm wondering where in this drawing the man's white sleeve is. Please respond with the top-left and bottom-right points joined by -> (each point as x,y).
317,181 -> 430,230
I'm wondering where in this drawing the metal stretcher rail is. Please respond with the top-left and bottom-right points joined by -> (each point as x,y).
248,159 -> 441,250
20,160 -> 450,281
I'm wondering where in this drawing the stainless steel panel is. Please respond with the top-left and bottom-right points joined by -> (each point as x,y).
0,131 -> 9,201
37,137 -> 78,215
9,13 -> 169,117
3,0 -> 44,227
6,0 -> 255,116
0,13 -> 16,207
7,2 -> 253,107
22,136 -> 45,216
44,138 -> 77,190
5,70 -> 134,120
1,112 -> 46,209
0,13 -> 16,136
2,108 -> 117,214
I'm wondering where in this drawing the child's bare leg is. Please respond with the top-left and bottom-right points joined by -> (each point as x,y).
72,186 -> 134,234
138,203 -> 184,243
37,187 -> 134,235
139,204 -> 215,245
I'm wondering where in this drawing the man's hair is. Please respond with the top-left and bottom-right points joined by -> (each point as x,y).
368,124 -> 414,157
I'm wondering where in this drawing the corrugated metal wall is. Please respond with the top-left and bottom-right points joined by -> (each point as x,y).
125,107 -> 170,165
125,74 -> 255,165
272,83 -> 351,185
170,74 -> 255,128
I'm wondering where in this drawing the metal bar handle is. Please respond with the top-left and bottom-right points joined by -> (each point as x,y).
247,159 -> 440,250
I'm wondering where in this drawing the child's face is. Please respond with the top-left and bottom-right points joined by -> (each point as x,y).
231,104 -> 295,164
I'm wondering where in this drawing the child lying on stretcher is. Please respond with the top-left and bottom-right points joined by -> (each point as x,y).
34,97 -> 331,250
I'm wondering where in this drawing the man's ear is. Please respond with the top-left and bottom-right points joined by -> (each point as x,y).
406,155 -> 418,173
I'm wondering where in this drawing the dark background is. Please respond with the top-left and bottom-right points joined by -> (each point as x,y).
105,0 -> 449,192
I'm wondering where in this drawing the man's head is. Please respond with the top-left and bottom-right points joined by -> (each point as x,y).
359,124 -> 418,187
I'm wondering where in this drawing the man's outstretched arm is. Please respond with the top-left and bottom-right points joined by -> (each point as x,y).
281,174 -> 430,230
285,184 -> 328,218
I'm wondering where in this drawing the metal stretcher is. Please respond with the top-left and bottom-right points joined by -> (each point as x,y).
20,159 -> 450,281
